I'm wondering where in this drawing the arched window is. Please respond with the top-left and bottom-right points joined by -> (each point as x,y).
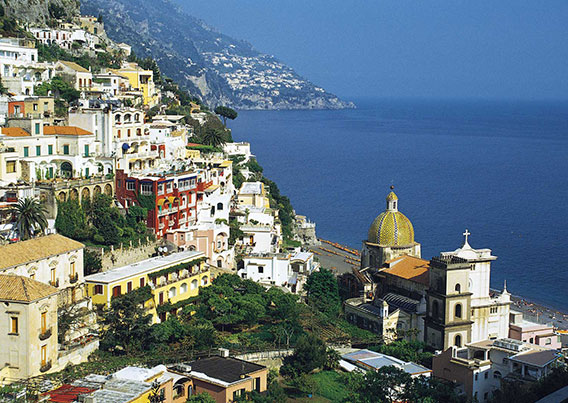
201,276 -> 209,286
168,287 -> 177,298
217,259 -> 222,268
217,202 -> 223,211
432,300 -> 439,318
493,371 -> 502,379
455,283 -> 461,293
134,113 -> 140,122
190,279 -> 198,290
455,303 -> 462,319
455,334 -> 462,347
124,113 -> 132,122
115,114 -> 121,123
180,283 -> 188,294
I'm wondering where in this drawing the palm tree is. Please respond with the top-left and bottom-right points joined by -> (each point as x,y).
10,197 -> 48,240
201,127 -> 227,147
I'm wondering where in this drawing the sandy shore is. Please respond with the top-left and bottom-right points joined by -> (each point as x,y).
312,239 -> 568,331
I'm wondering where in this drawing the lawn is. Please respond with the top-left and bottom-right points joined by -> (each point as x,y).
284,371 -> 350,403
312,371 -> 350,402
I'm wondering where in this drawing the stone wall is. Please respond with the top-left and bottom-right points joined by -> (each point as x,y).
91,238 -> 160,270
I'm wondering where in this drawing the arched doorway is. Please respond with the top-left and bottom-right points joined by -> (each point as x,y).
61,161 -> 73,178
104,184 -> 112,196
58,192 -> 66,202
69,188 -> 79,200
93,185 -> 102,196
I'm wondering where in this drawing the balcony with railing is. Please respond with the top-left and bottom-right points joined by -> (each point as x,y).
39,327 -> 52,341
40,360 -> 52,373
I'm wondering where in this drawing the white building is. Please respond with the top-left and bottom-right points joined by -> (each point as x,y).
441,231 -> 512,343
433,338 -> 561,402
239,251 -> 317,293
0,38 -> 53,96
223,141 -> 254,162
0,125 -> 105,181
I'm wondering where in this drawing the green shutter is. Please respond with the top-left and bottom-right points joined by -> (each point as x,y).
23,147 -> 28,157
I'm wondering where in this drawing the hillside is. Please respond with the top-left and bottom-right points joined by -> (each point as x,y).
80,0 -> 354,110
0,0 -> 79,24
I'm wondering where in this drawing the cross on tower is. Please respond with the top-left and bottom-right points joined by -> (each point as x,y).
463,229 -> 471,245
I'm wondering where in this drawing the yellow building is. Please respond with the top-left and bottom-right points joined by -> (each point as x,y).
0,275 -> 59,384
238,182 -> 270,209
112,62 -> 159,107
23,96 -> 55,122
85,251 -> 210,323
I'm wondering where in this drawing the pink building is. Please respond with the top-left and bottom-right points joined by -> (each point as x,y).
509,311 -> 561,349
166,226 -> 232,269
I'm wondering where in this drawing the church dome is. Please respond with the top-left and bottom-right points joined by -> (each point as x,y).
367,191 -> 415,246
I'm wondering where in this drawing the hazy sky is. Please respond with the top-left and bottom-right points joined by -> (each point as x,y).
174,0 -> 568,100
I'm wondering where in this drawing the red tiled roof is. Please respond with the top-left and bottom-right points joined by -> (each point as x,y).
43,126 -> 93,136
42,384 -> 97,403
382,255 -> 430,286
2,127 -> 30,137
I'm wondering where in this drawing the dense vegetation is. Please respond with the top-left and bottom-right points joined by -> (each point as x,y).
55,194 -> 151,247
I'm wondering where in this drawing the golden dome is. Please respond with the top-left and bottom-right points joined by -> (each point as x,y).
386,191 -> 398,201
367,191 -> 415,246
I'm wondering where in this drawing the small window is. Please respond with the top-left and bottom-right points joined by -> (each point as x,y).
63,145 -> 69,155
41,345 -> 47,366
94,284 -> 103,295
36,145 -> 41,156
455,303 -> 462,319
48,145 -> 53,155
127,181 -> 136,191
41,311 -> 47,333
140,278 -> 145,288
455,283 -> 461,293
23,147 -> 29,157
10,317 -> 18,334
258,266 -> 264,274
127,281 -> 133,292
455,334 -> 462,347
6,161 -> 16,173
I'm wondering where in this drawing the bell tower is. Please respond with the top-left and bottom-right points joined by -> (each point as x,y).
424,254 -> 473,351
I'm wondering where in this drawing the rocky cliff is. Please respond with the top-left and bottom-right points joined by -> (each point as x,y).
80,0 -> 354,110
0,0 -> 79,24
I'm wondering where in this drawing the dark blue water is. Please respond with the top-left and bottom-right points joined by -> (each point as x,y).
230,98 -> 568,312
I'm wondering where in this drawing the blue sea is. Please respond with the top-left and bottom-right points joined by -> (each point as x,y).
229,98 -> 568,312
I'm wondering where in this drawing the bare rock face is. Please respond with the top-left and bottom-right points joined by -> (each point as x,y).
0,0 -> 80,24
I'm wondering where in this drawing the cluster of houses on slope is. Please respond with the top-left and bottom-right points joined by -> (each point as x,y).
0,14 -> 321,386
